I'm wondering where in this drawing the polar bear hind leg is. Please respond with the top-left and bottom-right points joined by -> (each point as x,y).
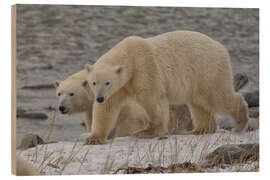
189,91 -> 248,135
134,95 -> 170,138
211,92 -> 248,133
230,93 -> 249,132
188,103 -> 217,135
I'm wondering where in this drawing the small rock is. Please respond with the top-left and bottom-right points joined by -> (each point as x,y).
17,108 -> 26,116
17,133 -> 45,150
21,84 -> 54,90
205,143 -> 259,165
242,90 -> 259,107
80,121 -> 86,128
39,63 -> 53,70
234,73 -> 249,91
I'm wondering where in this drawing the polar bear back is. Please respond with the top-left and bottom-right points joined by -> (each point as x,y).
145,31 -> 233,104
91,31 -> 234,106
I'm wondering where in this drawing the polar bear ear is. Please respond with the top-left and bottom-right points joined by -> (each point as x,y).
115,65 -> 126,74
54,80 -> 61,88
84,64 -> 93,73
82,80 -> 89,88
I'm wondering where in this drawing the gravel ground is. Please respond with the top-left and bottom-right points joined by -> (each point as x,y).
15,5 -> 259,145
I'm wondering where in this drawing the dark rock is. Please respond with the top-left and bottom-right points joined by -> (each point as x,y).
21,84 -> 54,90
232,73 -> 259,107
206,143 -> 259,165
17,111 -> 48,120
17,108 -> 26,116
17,133 -> 45,150
242,90 -> 259,107
80,121 -> 86,128
234,73 -> 249,91
39,63 -> 53,70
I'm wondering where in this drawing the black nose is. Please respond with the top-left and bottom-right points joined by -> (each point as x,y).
59,106 -> 66,112
96,96 -> 104,103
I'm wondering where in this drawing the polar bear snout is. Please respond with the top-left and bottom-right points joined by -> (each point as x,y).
59,106 -> 67,113
96,96 -> 105,103
58,105 -> 69,114
58,95 -> 71,114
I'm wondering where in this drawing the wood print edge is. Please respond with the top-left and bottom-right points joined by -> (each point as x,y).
11,4 -> 17,176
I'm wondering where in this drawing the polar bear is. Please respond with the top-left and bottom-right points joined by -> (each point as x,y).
84,30 -> 248,145
54,69 -> 146,137
54,70 -> 94,132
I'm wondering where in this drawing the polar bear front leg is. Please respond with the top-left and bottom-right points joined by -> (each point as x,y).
84,109 -> 93,132
84,100 -> 122,145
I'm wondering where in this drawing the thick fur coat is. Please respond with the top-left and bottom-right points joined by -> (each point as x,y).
84,31 -> 248,144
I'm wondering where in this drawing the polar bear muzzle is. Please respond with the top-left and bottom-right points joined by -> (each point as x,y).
96,96 -> 105,103
58,95 -> 71,114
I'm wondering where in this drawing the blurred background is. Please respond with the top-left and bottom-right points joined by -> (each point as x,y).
15,5 -> 259,145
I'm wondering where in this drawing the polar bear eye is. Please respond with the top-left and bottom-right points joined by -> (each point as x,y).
93,82 -> 96,86
58,92 -> 61,96
105,81 -> 110,86
70,93 -> 74,96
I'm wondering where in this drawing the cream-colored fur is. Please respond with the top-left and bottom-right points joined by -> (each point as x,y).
54,70 -> 146,137
16,156 -> 40,176
84,30 -> 248,144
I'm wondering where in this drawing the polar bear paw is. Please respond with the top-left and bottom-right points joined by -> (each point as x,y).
84,135 -> 106,145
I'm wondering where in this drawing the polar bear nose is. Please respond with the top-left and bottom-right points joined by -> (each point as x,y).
96,96 -> 105,103
59,106 -> 66,112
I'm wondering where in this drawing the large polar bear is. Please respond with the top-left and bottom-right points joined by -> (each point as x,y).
84,31 -> 248,145
54,70 -> 193,137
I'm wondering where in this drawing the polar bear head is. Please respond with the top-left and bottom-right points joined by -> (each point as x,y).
54,77 -> 93,114
84,64 -> 129,104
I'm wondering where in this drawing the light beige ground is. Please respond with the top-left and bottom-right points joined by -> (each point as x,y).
18,130 -> 259,175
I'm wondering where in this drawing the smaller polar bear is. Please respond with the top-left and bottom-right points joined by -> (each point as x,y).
54,69 -> 146,137
84,30 -> 248,145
